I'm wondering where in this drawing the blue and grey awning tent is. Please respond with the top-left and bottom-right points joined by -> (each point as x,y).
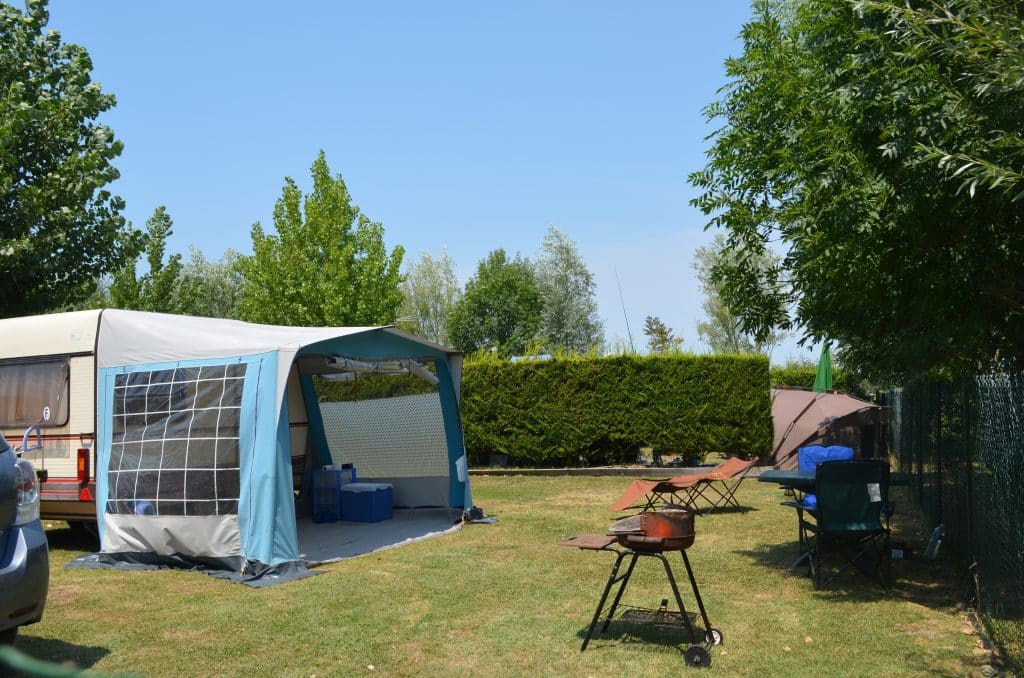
69,309 -> 471,586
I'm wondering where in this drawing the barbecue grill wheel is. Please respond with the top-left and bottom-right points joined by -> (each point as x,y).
685,645 -> 711,668
705,628 -> 724,645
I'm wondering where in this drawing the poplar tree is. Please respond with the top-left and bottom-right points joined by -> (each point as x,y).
236,151 -> 404,327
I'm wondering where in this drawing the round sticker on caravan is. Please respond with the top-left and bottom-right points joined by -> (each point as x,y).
43,406 -> 51,422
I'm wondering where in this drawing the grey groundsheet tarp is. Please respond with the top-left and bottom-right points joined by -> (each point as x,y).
297,508 -> 463,565
69,509 -> 464,586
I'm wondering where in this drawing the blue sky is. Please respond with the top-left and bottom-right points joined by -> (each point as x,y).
45,1 -> 818,363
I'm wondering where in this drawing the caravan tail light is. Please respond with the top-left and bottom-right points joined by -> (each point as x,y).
77,448 -> 93,500
77,448 -> 90,485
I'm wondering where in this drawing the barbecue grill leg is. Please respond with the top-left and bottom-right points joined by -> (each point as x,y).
679,550 -> 713,634
581,551 -> 634,652
601,553 -> 639,633
656,553 -> 696,640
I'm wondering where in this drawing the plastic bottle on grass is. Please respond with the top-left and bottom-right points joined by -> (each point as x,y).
923,524 -> 944,560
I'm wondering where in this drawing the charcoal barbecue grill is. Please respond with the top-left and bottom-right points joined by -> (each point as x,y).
560,507 -> 722,668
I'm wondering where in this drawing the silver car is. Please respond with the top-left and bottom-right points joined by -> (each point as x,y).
0,432 -> 49,644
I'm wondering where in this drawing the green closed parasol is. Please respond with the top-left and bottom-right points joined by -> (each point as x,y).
813,340 -> 833,392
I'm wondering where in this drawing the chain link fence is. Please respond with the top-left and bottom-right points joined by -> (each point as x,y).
886,376 -> 1024,666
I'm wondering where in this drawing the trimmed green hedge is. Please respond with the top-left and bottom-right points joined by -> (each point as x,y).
461,354 -> 772,466
769,365 -> 854,393
315,373 -> 436,402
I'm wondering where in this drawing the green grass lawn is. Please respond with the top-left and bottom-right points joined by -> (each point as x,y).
14,476 -> 984,677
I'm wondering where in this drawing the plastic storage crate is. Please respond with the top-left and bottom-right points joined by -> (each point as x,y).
340,482 -> 393,522
312,469 -> 347,523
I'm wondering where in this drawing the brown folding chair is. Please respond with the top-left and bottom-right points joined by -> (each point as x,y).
607,456 -> 757,513
684,457 -> 759,513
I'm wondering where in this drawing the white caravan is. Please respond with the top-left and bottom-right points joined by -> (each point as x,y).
0,310 -> 100,530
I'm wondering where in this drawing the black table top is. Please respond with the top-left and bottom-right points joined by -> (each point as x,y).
758,469 -> 815,491
758,468 -> 909,491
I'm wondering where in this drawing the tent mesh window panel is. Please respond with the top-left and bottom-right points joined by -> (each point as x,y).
108,363 -> 246,517
320,393 -> 448,478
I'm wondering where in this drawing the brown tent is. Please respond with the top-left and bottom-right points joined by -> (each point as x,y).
770,387 -> 888,469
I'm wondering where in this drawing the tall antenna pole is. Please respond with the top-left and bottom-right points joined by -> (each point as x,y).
614,267 -> 635,352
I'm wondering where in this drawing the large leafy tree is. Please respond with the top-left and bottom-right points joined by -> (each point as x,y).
534,226 -> 604,353
176,247 -> 245,319
236,151 -> 404,327
106,206 -> 183,312
690,0 -> 1024,381
447,249 -> 543,356
89,242 -> 245,319
398,247 -> 461,345
693,233 -> 786,355
0,0 -> 142,316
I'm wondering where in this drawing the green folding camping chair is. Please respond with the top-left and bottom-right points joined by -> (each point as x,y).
801,459 -> 893,589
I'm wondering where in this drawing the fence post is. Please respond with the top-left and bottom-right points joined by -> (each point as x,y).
917,387 -> 925,499
963,377 -> 979,611
935,384 -> 943,523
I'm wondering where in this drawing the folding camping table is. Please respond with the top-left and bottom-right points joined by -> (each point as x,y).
559,534 -> 722,668
759,467 -> 908,571
758,469 -> 910,493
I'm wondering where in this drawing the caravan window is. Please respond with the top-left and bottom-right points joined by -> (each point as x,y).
0,359 -> 70,428
107,363 -> 246,517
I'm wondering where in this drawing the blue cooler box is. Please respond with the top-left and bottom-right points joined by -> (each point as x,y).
341,482 -> 393,522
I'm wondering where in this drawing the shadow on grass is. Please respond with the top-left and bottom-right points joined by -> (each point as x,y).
45,523 -> 99,554
10,636 -> 112,672
738,539 -> 966,608
695,504 -> 761,516
574,616 -> 709,656
610,505 -> 760,518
